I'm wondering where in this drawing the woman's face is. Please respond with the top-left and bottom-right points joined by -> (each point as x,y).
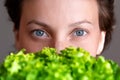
15,0 -> 106,56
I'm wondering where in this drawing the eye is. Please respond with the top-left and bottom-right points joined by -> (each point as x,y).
74,30 -> 87,36
33,30 -> 48,37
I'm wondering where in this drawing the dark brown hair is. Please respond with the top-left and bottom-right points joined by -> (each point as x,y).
96,0 -> 115,50
4,0 -> 115,50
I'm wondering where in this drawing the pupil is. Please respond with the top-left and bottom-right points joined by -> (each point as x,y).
36,30 -> 44,36
76,30 -> 83,36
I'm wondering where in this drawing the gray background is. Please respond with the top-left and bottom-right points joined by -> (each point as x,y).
0,0 -> 120,64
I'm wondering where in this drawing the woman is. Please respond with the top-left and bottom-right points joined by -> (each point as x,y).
5,0 -> 115,57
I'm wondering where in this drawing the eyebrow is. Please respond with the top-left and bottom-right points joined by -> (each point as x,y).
69,20 -> 92,27
27,20 -> 50,28
27,20 -> 93,28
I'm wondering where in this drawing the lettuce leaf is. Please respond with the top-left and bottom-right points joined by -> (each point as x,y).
0,47 -> 120,80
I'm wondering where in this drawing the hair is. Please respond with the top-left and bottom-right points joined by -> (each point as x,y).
4,0 -> 115,50
96,0 -> 115,50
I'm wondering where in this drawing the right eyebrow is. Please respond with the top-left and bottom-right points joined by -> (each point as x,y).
27,20 -> 50,28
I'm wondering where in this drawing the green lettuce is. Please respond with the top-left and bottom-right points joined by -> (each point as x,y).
0,47 -> 120,80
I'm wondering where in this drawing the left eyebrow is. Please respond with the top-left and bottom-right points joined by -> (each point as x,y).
69,20 -> 92,27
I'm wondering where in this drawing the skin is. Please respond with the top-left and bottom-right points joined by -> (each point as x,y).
15,0 -> 106,56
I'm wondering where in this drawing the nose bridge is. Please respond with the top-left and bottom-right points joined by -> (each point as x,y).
50,28 -> 70,52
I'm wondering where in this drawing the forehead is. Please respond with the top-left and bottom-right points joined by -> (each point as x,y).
23,0 -> 98,12
21,0 -> 99,26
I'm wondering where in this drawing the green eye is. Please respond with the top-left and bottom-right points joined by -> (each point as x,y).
74,30 -> 87,36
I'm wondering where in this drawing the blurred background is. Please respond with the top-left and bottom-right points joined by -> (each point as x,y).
0,0 -> 120,64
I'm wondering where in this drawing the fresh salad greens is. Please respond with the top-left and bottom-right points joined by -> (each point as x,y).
0,47 -> 120,80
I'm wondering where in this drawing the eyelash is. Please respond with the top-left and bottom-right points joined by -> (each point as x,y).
31,28 -> 88,39
72,28 -> 88,37
31,29 -> 49,38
